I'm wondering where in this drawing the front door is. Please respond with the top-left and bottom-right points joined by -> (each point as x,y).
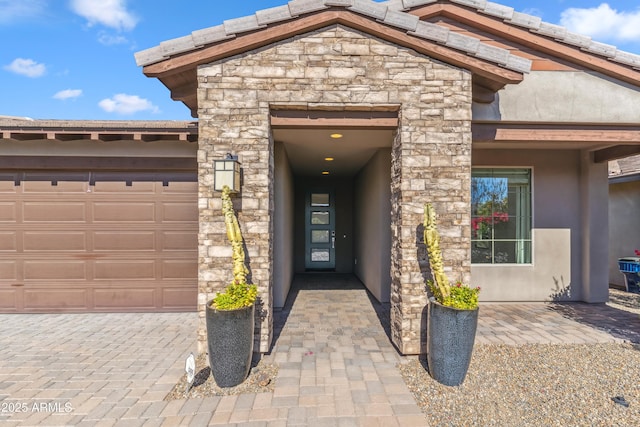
305,190 -> 335,270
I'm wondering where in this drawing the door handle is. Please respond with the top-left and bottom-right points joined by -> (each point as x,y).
332,237 -> 335,249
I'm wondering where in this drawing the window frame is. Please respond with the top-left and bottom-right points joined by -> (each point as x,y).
470,166 -> 534,266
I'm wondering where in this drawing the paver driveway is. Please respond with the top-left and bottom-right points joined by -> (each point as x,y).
0,275 -> 637,426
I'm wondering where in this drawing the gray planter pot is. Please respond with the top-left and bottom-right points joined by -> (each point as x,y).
427,298 -> 478,386
205,301 -> 255,388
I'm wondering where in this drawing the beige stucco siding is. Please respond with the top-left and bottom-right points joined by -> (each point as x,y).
273,141 -> 295,308
474,71 -> 640,123
354,148 -> 392,303
472,149 -> 589,301
609,179 -> 640,288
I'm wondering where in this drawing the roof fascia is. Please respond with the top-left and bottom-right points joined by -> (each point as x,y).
143,9 -> 523,87
409,3 -> 640,87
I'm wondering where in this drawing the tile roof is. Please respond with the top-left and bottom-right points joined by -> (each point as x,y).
384,0 -> 640,69
134,0 -> 530,73
135,0 -> 640,74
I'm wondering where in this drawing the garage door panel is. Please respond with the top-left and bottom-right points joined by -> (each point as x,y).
0,232 -> 17,250
23,202 -> 86,222
93,203 -> 155,222
0,178 -> 18,193
93,231 -> 156,251
94,288 -> 155,309
162,182 -> 197,194
1,170 -> 197,313
93,181 -> 156,193
0,289 -> 18,310
0,261 -> 17,279
162,231 -> 197,250
94,260 -> 155,279
24,288 -> 87,310
162,260 -> 197,279
0,202 -> 17,221
162,202 -> 197,222
23,180 -> 86,193
162,287 -> 197,309
24,261 -> 87,280
24,231 -> 86,251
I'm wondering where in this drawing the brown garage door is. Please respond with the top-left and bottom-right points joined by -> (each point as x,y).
0,171 -> 197,312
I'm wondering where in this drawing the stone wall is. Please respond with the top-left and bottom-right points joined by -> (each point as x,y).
197,24 -> 472,355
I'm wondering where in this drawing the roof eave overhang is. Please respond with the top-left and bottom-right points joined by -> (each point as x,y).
142,9 -> 525,116
409,3 -> 640,87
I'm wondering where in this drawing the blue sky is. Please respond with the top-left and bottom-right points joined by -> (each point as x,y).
1,0 -> 639,121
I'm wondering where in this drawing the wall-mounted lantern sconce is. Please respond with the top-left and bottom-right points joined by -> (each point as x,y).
214,153 -> 241,193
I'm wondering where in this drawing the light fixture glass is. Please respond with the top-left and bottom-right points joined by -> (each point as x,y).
324,157 -> 334,161
322,171 -> 330,175
214,155 -> 241,193
330,133 -> 343,139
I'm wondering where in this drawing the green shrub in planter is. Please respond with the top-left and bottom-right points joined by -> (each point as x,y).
212,281 -> 257,311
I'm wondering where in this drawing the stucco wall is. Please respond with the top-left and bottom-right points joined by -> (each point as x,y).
472,149 -> 580,301
609,179 -> 640,288
354,148 -> 392,303
472,148 -> 609,302
474,71 -> 640,123
197,24 -> 472,355
273,142 -> 294,308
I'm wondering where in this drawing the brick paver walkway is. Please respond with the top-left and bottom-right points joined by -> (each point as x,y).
0,275 -> 638,426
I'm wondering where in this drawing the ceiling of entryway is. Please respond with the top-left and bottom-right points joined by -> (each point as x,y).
272,128 -> 394,177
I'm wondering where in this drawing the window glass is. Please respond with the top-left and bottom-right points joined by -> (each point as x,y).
311,230 -> 330,243
471,168 -> 532,264
311,249 -> 330,262
311,193 -> 329,207
311,211 -> 330,225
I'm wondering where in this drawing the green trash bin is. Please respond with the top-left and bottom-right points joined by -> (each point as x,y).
618,257 -> 640,293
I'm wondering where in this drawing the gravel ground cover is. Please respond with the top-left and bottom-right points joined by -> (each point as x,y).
399,343 -> 640,426
400,290 -> 640,426
164,353 -> 278,399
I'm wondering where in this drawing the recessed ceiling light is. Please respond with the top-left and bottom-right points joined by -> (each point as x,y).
322,171 -> 330,175
330,133 -> 343,139
324,157 -> 334,161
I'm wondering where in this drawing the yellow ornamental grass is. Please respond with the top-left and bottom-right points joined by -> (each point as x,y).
212,185 -> 257,311
222,185 -> 248,285
423,203 -> 450,300
423,202 -> 480,310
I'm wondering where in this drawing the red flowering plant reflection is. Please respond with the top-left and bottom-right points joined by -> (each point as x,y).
472,211 -> 509,239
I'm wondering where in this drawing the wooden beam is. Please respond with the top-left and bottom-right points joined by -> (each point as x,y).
170,80 -> 198,101
270,116 -> 398,129
594,145 -> 640,163
473,123 -> 640,144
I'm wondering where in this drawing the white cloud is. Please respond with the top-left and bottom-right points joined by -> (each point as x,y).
53,89 -> 83,100
560,3 -> 640,43
70,0 -> 137,31
4,58 -> 46,78
98,94 -> 159,115
98,32 -> 128,46
0,0 -> 45,24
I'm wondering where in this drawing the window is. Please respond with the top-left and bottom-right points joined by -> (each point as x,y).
471,168 -> 532,264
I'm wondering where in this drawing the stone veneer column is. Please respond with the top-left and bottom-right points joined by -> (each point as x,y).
196,25 -> 472,355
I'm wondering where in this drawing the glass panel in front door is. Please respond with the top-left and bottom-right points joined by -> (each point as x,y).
305,191 -> 335,270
